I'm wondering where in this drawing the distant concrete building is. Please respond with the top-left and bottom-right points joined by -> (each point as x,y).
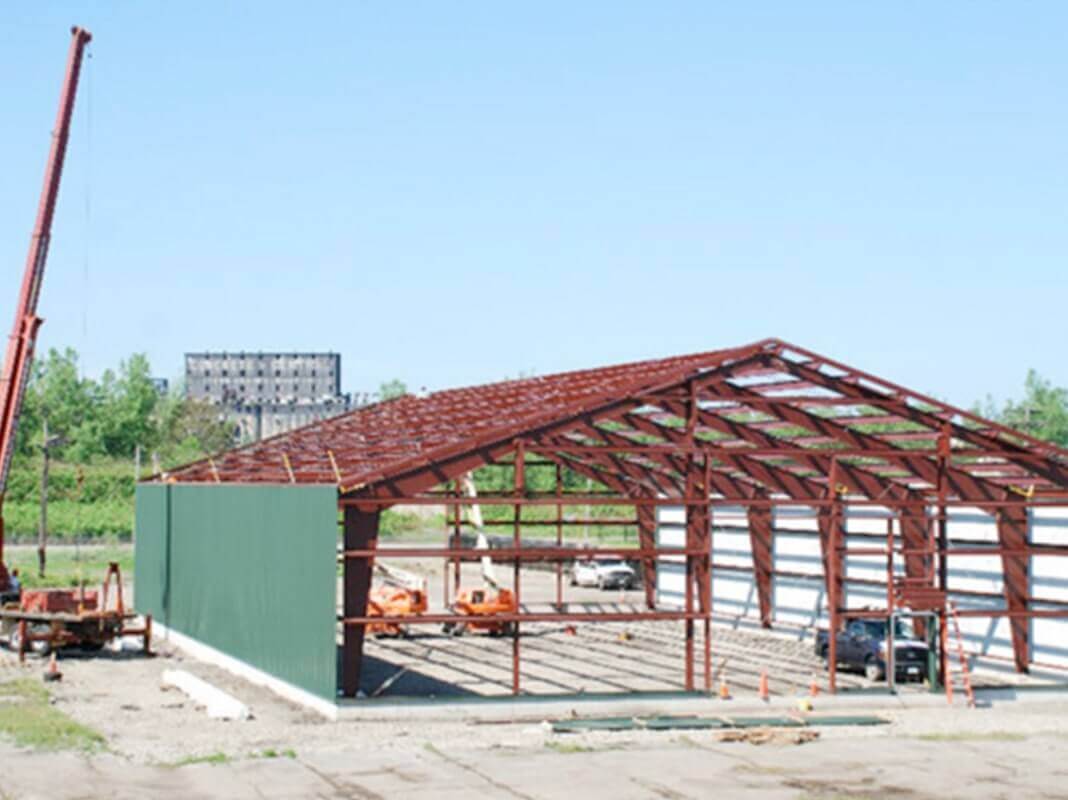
185,352 -> 351,441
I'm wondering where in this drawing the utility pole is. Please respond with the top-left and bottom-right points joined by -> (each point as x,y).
38,418 -> 48,578
37,418 -> 66,578
134,443 -> 141,482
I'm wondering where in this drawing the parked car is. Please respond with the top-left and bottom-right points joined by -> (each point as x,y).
815,618 -> 929,682
570,558 -> 636,590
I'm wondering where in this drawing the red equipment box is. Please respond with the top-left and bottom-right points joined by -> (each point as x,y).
20,589 -> 99,615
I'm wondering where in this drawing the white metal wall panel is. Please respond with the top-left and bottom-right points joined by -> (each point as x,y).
1030,506 -> 1068,667
770,508 -> 824,627
655,506 -> 686,608
654,501 -> 1068,672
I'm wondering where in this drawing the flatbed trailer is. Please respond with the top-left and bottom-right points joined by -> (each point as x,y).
0,562 -> 151,661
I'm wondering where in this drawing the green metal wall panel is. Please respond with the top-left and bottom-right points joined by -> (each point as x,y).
134,483 -> 337,700
134,484 -> 169,621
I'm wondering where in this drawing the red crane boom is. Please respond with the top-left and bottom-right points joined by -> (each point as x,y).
0,27 -> 92,592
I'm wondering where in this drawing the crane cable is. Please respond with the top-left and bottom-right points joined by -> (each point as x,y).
81,44 -> 92,355
75,43 -> 93,588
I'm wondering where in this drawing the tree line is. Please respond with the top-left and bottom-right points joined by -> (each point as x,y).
14,348 -> 1068,468
16,348 -> 232,468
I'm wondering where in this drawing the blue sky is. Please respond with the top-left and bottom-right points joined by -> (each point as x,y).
1,3 -> 1065,408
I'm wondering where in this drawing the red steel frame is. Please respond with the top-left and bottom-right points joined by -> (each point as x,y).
164,339 -> 1068,698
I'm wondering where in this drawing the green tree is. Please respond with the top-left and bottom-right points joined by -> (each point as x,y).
379,379 -> 408,401
978,370 -> 1068,446
19,348 -> 100,459
94,354 -> 161,458
158,395 -> 235,464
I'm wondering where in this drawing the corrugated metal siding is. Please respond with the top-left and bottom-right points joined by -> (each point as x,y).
133,483 -> 168,621
134,484 -> 337,699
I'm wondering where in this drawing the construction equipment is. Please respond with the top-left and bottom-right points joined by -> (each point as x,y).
0,562 -> 151,659
367,562 -> 427,637
0,27 -> 92,595
442,472 -> 519,636
444,587 -> 518,637
944,600 -> 976,708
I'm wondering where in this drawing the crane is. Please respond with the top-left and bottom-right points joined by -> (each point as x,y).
0,27 -> 92,595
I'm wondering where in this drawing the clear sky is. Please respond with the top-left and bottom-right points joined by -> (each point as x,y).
1,3 -> 1065,409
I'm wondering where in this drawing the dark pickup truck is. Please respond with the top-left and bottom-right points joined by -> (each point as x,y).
815,618 -> 930,682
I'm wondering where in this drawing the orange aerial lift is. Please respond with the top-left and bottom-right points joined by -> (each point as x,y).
367,562 -> 428,637
443,473 -> 518,637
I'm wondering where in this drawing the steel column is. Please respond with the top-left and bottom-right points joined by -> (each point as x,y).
997,503 -> 1031,672
746,499 -> 775,628
637,502 -> 657,609
342,505 -> 380,697
825,460 -> 842,693
512,443 -> 524,694
555,462 -> 563,610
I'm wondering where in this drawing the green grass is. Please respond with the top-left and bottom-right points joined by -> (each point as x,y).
4,457 -> 138,540
164,748 -> 297,768
253,747 -> 297,760
166,751 -> 231,768
5,543 -> 133,590
915,730 -> 1027,742
544,740 -> 595,754
0,679 -> 106,752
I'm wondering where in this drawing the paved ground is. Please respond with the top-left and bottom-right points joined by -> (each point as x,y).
4,698 -> 1068,799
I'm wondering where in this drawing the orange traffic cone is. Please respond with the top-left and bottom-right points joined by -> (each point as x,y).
758,669 -> 770,702
718,674 -> 731,700
43,652 -> 61,683
809,674 -> 820,697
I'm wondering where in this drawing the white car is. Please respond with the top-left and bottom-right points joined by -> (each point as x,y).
570,558 -> 636,590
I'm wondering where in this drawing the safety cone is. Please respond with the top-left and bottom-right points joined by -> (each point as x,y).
43,652 -> 61,683
758,669 -> 770,702
718,674 -> 731,700
809,674 -> 820,697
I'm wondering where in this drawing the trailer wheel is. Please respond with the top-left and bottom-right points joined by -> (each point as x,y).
10,623 -> 51,656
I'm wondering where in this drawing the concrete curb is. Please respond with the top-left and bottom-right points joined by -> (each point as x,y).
335,684 -> 1068,722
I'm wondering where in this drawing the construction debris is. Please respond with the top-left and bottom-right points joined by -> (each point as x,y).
549,713 -> 886,734
161,670 -> 251,721
718,728 -> 820,746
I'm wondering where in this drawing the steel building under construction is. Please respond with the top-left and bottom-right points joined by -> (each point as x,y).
134,338 -> 1068,710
